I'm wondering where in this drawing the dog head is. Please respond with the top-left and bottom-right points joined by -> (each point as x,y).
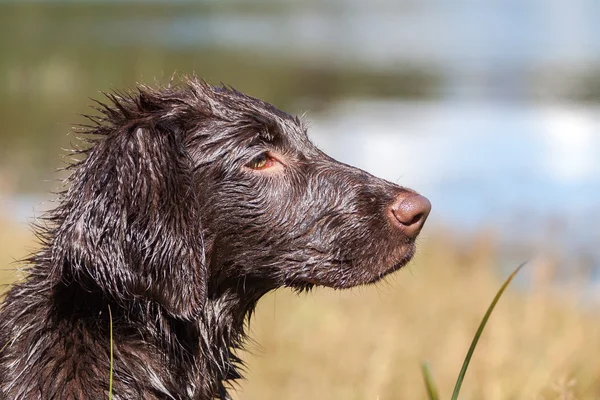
49,78 -> 430,320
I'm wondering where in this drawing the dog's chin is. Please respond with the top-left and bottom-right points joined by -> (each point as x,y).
358,242 -> 416,286
291,242 -> 417,290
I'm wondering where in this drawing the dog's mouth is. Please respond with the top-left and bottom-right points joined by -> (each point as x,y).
287,241 -> 417,290
350,241 -> 417,287
369,241 -> 417,283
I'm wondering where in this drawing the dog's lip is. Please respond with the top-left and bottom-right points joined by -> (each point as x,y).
371,242 -> 417,281
386,250 -> 415,274
292,242 -> 417,289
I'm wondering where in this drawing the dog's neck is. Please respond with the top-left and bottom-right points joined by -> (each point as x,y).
45,273 -> 269,398
200,278 -> 274,386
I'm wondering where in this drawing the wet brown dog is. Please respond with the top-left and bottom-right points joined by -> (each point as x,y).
0,78 -> 430,399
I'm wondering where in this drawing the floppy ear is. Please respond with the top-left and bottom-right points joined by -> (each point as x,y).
50,96 -> 207,320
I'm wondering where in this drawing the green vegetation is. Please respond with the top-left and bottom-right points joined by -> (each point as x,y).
422,363 -> 440,400
423,263 -> 525,400
0,2 -> 439,193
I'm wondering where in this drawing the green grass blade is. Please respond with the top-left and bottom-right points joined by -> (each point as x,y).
421,363 -> 440,400
108,305 -> 114,400
451,262 -> 526,400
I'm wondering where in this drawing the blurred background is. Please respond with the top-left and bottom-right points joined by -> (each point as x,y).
1,1 -> 599,399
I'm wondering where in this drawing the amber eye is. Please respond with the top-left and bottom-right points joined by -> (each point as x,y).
246,152 -> 273,170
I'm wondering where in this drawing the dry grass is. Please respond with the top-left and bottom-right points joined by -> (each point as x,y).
0,217 -> 598,400
234,233 -> 600,400
0,215 -> 34,292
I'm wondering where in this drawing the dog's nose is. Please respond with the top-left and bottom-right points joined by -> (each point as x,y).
389,194 -> 431,238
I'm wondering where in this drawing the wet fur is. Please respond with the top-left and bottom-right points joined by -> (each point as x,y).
0,78 -> 421,399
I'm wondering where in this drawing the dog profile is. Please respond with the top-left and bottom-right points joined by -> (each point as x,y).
0,78 -> 430,399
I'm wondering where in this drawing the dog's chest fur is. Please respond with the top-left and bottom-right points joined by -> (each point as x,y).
0,273 -> 252,399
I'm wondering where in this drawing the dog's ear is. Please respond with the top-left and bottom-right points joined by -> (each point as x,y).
50,92 -> 207,320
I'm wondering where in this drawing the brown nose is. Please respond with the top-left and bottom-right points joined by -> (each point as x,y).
389,194 -> 431,238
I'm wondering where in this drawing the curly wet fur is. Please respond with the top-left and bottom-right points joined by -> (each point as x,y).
0,78 -> 426,399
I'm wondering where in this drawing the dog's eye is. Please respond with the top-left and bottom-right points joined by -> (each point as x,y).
246,153 -> 275,170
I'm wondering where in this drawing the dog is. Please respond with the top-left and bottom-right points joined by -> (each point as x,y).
0,78 -> 430,399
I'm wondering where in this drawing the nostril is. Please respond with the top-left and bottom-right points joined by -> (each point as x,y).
406,212 -> 425,227
390,194 -> 431,236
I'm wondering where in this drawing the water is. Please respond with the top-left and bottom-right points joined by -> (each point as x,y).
309,100 -> 600,262
95,2 -> 600,70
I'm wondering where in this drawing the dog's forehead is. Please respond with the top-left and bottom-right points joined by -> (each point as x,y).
256,110 -> 315,154
215,88 -> 312,146
179,82 -> 318,158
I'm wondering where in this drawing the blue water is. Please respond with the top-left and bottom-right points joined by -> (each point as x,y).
310,100 -> 600,263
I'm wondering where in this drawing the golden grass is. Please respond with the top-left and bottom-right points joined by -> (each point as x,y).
234,234 -> 600,400
0,215 -> 35,293
0,218 -> 598,399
